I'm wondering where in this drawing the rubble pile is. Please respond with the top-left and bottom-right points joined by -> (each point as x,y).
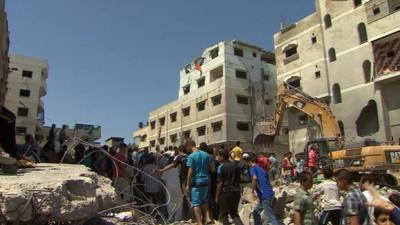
0,163 -> 119,223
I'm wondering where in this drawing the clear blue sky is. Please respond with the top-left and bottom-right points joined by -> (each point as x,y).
5,0 -> 314,144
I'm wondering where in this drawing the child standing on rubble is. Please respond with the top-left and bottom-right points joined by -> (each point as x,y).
294,171 -> 317,225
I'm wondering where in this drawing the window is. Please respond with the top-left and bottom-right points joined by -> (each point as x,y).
263,74 -> 270,81
357,23 -> 368,44
140,135 -> 147,142
11,68 -> 18,71
170,134 -> 177,143
22,70 -> 33,78
287,76 -> 301,88
17,107 -> 29,117
150,140 -> 156,147
159,117 -> 165,126
237,96 -> 249,105
234,47 -> 243,57
197,101 -> 206,112
235,70 -> 247,79
338,121 -> 345,136
183,85 -> 190,95
210,66 -> 223,82
210,47 -> 219,59
211,94 -> 222,106
315,71 -> 321,79
252,52 -> 257,57
183,130 -> 191,140
197,77 -> 205,88
265,99 -> 271,105
354,0 -> 362,7
170,112 -> 177,122
328,48 -> 336,62
237,122 -> 250,131
150,121 -> 156,129
283,44 -> 298,58
363,60 -> 372,83
324,14 -> 332,28
299,115 -> 308,125
197,126 -> 206,136
387,51 -> 395,58
332,83 -> 342,104
182,107 -> 190,117
373,7 -> 380,15
159,137 -> 165,145
16,127 -> 27,134
311,36 -> 317,44
212,121 -> 222,132
19,89 -> 31,97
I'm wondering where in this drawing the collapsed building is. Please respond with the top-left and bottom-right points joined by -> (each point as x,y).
273,0 -> 400,153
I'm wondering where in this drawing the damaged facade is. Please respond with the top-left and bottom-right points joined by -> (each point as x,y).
133,40 -> 287,152
0,0 -> 9,106
274,0 -> 400,152
4,55 -> 48,145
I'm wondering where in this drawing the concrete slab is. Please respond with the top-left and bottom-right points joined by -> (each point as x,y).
0,163 -> 119,223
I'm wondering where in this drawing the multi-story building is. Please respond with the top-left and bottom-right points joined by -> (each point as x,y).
105,137 -> 124,148
134,40 -> 286,153
5,55 -> 48,144
273,0 -> 400,152
0,0 -> 9,105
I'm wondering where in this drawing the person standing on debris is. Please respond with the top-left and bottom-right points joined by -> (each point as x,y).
238,153 -> 251,183
334,169 -> 372,225
185,140 -> 214,225
257,152 -> 271,174
295,153 -> 305,176
313,166 -> 341,225
294,171 -> 317,225
269,153 -> 279,181
247,153 -> 279,225
308,146 -> 318,174
230,141 -> 243,162
215,149 -> 243,225
281,152 -> 295,182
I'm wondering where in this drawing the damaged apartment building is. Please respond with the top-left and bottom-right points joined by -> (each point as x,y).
0,0 -> 9,106
274,0 -> 400,152
134,40 -> 287,152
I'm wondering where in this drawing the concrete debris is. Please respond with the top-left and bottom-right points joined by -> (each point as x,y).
0,163 -> 119,223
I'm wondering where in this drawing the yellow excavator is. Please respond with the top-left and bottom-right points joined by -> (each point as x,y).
259,82 -> 400,185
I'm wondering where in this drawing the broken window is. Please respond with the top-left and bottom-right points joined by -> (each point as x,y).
237,122 -> 250,131
287,76 -> 301,88
183,130 -> 191,140
235,70 -> 247,79
150,140 -> 156,147
159,117 -> 165,126
328,48 -> 336,62
263,74 -> 270,81
210,47 -> 219,59
211,94 -> 222,106
332,83 -> 342,104
253,52 -> 257,58
22,70 -> 33,78
16,126 -> 27,134
354,0 -> 362,7
150,121 -> 156,129
356,100 -> 379,137
299,115 -> 308,125
140,135 -> 147,142
373,7 -> 380,15
183,85 -> 190,95
19,89 -> 31,97
315,71 -> 321,79
234,47 -> 243,57
363,60 -> 372,83
197,100 -> 206,112
358,23 -> 368,44
11,68 -> 18,71
197,126 -> 206,136
387,51 -> 395,58
210,65 -> 223,82
159,137 -> 165,145
197,77 -> 205,88
170,134 -> 177,143
311,36 -> 317,44
182,107 -> 190,117
170,112 -> 177,122
338,121 -> 345,136
237,95 -> 249,105
212,121 -> 222,132
265,99 -> 271,105
17,107 -> 29,117
283,44 -> 298,58
324,14 -> 332,29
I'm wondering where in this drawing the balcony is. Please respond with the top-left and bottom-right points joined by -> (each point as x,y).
372,31 -> 400,83
39,81 -> 47,97
37,99 -> 44,113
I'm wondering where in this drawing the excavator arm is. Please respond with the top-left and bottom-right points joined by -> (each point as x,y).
260,83 -> 344,146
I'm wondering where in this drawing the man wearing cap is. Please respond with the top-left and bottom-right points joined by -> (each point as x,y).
239,153 -> 251,183
230,141 -> 243,162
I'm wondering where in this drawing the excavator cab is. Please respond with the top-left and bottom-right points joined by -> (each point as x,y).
304,138 -> 341,168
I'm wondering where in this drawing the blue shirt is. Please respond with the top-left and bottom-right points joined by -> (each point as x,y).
249,165 -> 274,200
187,150 -> 211,185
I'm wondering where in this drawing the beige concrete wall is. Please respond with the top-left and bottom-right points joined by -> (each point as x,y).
0,0 -> 9,105
5,55 -> 48,144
